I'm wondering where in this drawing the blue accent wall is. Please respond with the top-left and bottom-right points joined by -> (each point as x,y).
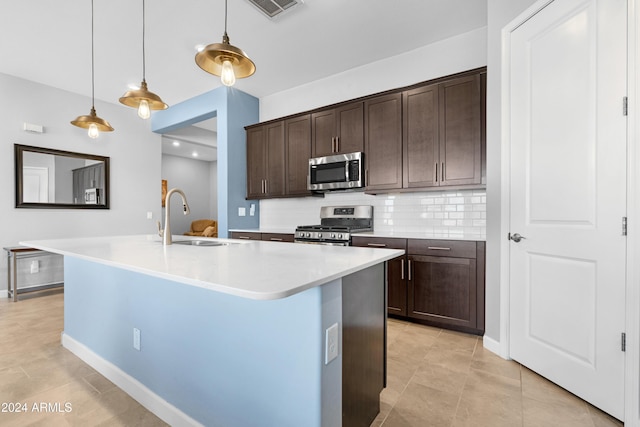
151,87 -> 260,237
64,257 -> 342,426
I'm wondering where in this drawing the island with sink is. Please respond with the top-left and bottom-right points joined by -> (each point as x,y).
22,234 -> 403,427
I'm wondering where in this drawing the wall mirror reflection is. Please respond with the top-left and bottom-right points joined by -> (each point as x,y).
15,144 -> 110,209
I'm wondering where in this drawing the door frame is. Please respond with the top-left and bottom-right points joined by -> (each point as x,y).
498,0 -> 640,424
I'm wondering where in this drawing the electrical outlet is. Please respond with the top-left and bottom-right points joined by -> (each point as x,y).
238,207 -> 246,216
133,328 -> 141,351
30,260 -> 39,274
147,211 -> 153,219
325,323 -> 339,364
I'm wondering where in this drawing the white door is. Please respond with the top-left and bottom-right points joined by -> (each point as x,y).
508,0 -> 627,419
23,166 -> 49,203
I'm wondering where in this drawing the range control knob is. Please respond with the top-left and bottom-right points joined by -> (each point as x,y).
338,234 -> 343,239
331,233 -> 336,238
305,232 -> 311,238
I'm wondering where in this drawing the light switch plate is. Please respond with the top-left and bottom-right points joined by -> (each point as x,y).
238,207 -> 246,216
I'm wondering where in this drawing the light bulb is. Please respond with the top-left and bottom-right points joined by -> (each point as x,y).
220,59 -> 236,87
88,123 -> 99,139
137,99 -> 151,119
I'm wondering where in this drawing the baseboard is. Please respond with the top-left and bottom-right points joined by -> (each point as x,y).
62,333 -> 202,427
482,335 -> 508,359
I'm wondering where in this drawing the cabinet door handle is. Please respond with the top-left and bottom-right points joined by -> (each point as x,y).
336,136 -> 340,152
401,258 -> 405,280
270,238 -> 283,241
367,243 -> 387,247
434,162 -> 438,183
427,246 -> 451,251
441,162 -> 445,182
238,236 -> 251,240
408,259 -> 412,281
331,137 -> 336,153
265,180 -> 268,194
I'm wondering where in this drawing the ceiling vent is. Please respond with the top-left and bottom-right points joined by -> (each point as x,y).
245,0 -> 300,19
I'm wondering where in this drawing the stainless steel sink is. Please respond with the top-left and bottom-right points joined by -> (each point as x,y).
172,240 -> 229,247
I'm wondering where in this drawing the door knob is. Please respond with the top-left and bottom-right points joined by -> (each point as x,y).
509,233 -> 526,243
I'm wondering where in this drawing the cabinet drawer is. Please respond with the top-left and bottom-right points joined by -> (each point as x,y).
262,233 -> 294,243
230,232 -> 262,241
408,239 -> 477,258
351,237 -> 407,250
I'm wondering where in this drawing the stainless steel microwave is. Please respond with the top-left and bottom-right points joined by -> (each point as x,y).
308,152 -> 364,191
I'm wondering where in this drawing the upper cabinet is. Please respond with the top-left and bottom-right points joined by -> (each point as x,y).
284,115 -> 312,197
312,102 -> 364,157
245,67 -> 486,200
246,122 -> 286,199
365,93 -> 403,191
437,74 -> 483,187
246,115 -> 312,199
366,68 -> 486,193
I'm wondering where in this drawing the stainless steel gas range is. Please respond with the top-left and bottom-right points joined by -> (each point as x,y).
294,205 -> 373,246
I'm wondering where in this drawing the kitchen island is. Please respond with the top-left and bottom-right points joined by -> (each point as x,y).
21,235 -> 403,427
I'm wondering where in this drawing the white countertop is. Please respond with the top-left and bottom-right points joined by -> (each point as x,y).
21,235 -> 403,301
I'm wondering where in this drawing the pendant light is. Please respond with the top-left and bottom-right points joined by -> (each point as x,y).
119,0 -> 168,118
71,0 -> 114,138
195,0 -> 256,86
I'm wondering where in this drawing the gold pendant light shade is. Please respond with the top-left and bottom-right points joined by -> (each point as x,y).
119,80 -> 168,111
195,0 -> 255,87
119,0 -> 167,118
195,33 -> 256,82
71,107 -> 114,139
71,107 -> 114,132
71,0 -> 113,138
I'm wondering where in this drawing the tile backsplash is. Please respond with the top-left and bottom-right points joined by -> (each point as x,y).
260,189 -> 486,236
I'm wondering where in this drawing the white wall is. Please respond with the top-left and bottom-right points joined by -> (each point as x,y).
260,27 -> 488,121
0,72 -> 162,294
161,154 -> 217,235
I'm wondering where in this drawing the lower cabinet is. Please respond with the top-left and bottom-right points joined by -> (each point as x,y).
353,237 -> 485,335
230,231 -> 294,243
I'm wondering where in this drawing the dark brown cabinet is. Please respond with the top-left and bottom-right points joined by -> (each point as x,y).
312,102 -> 364,157
284,115 -> 312,196
353,236 -> 485,335
246,122 -> 286,199
246,67 -> 486,199
404,73 -> 483,189
352,237 -> 408,316
407,239 -> 485,334
403,83 -> 439,188
438,74 -> 483,187
364,93 -> 403,191
230,231 -> 294,243
364,69 -> 486,193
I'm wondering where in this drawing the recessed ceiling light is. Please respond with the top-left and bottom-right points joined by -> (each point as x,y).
192,152 -> 199,157
172,141 -> 180,147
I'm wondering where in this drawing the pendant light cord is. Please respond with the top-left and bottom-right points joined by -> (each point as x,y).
224,0 -> 228,35
142,0 -> 146,82
91,0 -> 95,109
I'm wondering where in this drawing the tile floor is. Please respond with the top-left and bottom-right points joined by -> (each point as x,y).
0,289 -> 624,427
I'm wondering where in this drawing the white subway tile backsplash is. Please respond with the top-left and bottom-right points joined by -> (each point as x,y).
259,189 -> 487,236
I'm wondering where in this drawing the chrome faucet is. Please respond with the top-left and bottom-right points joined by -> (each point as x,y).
158,188 -> 190,245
